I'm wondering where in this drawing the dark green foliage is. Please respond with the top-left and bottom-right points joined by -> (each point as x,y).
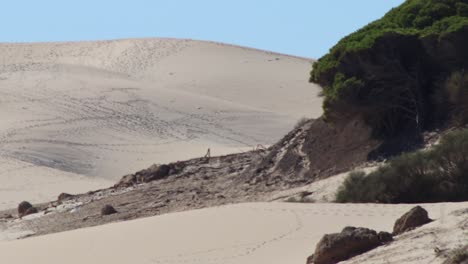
311,0 -> 468,137
434,71 -> 468,125
311,0 -> 467,80
457,2 -> 468,16
336,129 -> 468,203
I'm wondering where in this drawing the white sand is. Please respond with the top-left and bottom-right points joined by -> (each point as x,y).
0,156 -> 111,210
0,38 -> 322,210
0,202 -> 466,264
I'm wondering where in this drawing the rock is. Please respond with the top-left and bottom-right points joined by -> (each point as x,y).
309,226 -> 393,264
18,201 -> 33,217
114,174 -> 137,188
393,206 -> 432,235
58,193 -> 74,202
141,164 -> 171,182
24,207 -> 38,216
114,162 -> 186,188
378,231 -> 393,243
101,205 -> 118,216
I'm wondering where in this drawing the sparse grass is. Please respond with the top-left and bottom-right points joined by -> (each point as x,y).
336,129 -> 468,203
443,245 -> 468,264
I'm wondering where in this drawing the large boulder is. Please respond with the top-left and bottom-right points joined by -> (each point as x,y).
393,206 -> 432,235
17,201 -> 38,218
308,226 -> 393,264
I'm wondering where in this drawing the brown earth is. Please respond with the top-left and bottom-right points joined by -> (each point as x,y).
0,117 -> 382,237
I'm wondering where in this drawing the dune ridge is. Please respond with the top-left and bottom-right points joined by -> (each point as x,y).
0,38 -> 322,210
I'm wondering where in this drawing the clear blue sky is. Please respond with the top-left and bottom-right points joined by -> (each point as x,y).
2,0 -> 405,58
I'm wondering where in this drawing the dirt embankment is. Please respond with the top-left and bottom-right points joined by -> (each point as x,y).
0,116 -> 385,237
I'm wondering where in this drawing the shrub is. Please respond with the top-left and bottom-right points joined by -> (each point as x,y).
336,171 -> 380,203
443,71 -> 468,124
336,129 -> 468,203
457,2 -> 468,16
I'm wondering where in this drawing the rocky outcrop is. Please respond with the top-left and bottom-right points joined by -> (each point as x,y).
115,174 -> 137,187
308,226 -> 393,264
115,163 -> 185,188
58,193 -> 74,202
101,205 -> 118,216
393,206 -> 432,235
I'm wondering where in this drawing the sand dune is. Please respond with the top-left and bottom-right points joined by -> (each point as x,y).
0,39 -> 322,209
0,202 -> 466,264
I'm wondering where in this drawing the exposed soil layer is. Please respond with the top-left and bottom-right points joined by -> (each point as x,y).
0,117 -> 385,237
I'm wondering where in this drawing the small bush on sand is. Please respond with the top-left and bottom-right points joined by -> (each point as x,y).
336,129 -> 468,203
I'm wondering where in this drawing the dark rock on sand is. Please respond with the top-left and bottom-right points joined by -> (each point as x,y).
101,205 -> 118,216
18,201 -> 34,218
308,226 -> 393,264
115,163 -> 185,188
24,207 -> 38,216
58,193 -> 74,202
393,206 -> 432,235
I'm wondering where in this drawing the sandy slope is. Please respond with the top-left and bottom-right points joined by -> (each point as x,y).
0,202 -> 466,264
0,38 -> 322,209
0,156 -> 111,211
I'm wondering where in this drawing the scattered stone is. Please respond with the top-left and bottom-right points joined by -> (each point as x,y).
18,201 -> 33,218
393,206 -> 432,235
24,207 -> 38,216
142,164 -> 171,182
101,205 -> 118,216
58,193 -> 74,202
114,174 -> 137,188
308,226 -> 393,264
114,163 -> 185,188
